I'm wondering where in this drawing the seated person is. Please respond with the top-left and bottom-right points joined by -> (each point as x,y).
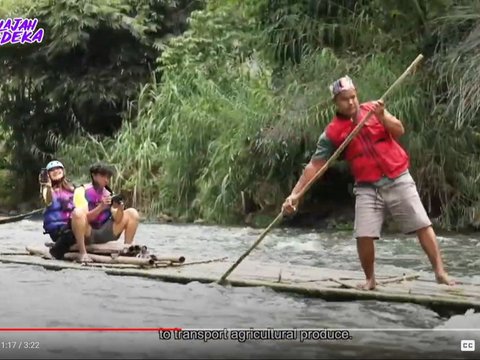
71,162 -> 140,262
39,160 -> 77,260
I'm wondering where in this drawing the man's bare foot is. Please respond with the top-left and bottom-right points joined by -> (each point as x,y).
77,253 -> 93,263
435,271 -> 455,286
357,278 -> 376,290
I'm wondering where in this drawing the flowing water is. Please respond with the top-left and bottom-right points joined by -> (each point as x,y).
0,219 -> 479,359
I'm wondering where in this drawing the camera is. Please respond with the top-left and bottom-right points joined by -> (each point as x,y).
40,168 -> 49,183
111,194 -> 124,204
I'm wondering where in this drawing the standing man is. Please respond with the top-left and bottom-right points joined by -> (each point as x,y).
70,162 -> 140,262
282,76 -> 454,290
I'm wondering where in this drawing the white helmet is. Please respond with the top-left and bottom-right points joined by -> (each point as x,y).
46,160 -> 64,171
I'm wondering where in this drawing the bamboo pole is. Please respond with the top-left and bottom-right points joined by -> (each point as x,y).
217,54 -> 425,284
329,278 -> 357,289
82,262 -> 147,269
179,256 -> 228,266
26,244 -> 187,267
63,252 -> 155,266
33,243 -> 186,263
152,256 -> 186,263
330,274 -> 420,289
0,208 -> 43,225
0,251 -> 30,256
180,257 -> 228,266
288,274 -> 420,284
377,274 -> 420,285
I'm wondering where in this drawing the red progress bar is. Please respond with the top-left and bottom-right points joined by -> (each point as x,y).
0,328 -> 182,332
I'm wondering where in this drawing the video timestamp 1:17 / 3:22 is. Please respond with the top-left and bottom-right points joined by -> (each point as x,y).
0,341 -> 40,349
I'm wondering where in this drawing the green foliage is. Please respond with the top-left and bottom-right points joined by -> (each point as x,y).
57,0 -> 429,225
0,170 -> 17,209
3,0 -> 480,230
0,0 -> 200,200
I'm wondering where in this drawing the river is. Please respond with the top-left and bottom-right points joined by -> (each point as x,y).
0,219 -> 479,359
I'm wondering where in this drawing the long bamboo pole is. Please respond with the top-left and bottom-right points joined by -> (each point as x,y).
217,54 -> 425,284
0,208 -> 43,225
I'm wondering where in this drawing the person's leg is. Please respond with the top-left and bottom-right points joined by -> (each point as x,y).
383,173 -> 454,285
88,220 -> 118,244
89,208 -> 140,245
70,207 -> 93,262
353,186 -> 385,290
48,226 -> 77,260
356,237 -> 376,290
111,208 -> 140,245
416,226 -> 453,284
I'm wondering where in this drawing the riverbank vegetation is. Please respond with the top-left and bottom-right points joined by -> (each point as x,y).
1,0 -> 480,231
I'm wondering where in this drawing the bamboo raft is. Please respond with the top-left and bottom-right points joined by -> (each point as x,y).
1,243 -> 479,316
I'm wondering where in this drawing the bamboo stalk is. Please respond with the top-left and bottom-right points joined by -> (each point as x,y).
180,257 -> 228,266
32,243 -> 185,263
330,278 -> 356,289
443,288 -> 480,299
62,252 -> 155,266
83,263 -> 146,269
0,208 -> 43,225
217,212 -> 283,284
68,244 -> 186,263
154,262 -> 172,267
152,256 -> 185,263
330,274 -> 420,289
0,251 -> 30,256
416,278 -> 475,286
377,274 -> 420,285
289,274 -> 414,284
26,245 -> 186,267
217,54 -> 425,284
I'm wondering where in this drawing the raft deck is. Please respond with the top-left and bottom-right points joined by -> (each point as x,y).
1,246 -> 479,316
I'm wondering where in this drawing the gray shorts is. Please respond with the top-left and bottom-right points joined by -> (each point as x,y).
87,219 -> 120,244
353,172 -> 432,239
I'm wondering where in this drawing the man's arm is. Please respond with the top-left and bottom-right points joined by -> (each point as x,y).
290,158 -> 326,197
292,131 -> 334,196
380,109 -> 404,139
372,100 -> 404,138
282,131 -> 334,214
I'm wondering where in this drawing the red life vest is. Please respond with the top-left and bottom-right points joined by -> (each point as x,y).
325,102 -> 409,183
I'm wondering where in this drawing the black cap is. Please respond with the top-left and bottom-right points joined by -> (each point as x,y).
89,162 -> 114,176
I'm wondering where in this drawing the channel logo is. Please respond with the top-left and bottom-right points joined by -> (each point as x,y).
460,340 -> 475,352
